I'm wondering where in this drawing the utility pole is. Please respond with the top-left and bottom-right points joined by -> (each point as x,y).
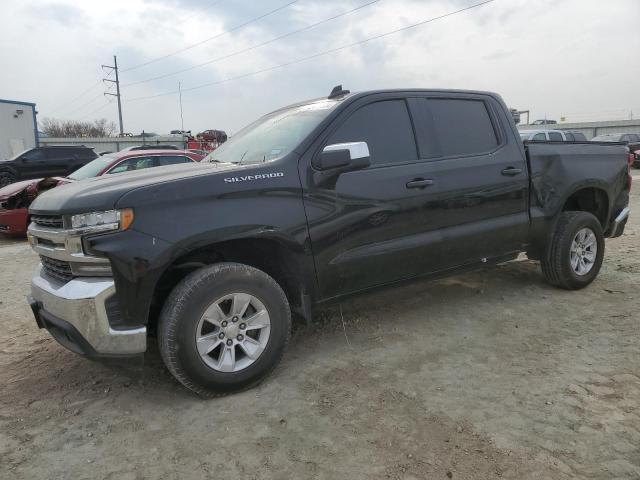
179,82 -> 185,148
102,55 -> 124,136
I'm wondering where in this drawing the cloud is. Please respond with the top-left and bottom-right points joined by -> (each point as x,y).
24,2 -> 88,26
2,0 -> 639,133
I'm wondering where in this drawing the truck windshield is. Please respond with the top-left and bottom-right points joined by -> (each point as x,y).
205,100 -> 338,165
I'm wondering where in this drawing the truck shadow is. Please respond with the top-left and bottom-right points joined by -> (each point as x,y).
5,259 -> 551,404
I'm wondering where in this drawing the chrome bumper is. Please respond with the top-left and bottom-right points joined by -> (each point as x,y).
30,265 -> 146,355
609,206 -> 630,238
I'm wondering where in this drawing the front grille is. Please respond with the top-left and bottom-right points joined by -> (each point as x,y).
32,215 -> 64,229
40,256 -> 73,282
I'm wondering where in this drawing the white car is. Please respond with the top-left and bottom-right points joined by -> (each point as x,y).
519,129 -> 587,142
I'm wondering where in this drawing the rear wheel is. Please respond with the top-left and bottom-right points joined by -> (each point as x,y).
541,211 -> 604,290
158,262 -> 291,397
0,171 -> 16,187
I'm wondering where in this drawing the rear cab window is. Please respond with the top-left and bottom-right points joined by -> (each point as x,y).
548,132 -> 563,141
408,96 -> 499,159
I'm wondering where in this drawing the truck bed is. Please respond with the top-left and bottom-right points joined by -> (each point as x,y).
524,140 -> 630,245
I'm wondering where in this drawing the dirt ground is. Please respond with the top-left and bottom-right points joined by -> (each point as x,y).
1,187 -> 639,480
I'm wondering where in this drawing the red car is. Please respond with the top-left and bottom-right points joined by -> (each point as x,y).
0,149 -> 203,237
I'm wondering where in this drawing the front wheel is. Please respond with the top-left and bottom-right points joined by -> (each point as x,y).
158,262 -> 291,397
0,171 -> 16,187
541,211 -> 605,290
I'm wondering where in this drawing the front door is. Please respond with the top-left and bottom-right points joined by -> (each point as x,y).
300,96 -> 447,299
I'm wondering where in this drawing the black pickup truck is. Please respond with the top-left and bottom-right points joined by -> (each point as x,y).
26,87 -> 631,396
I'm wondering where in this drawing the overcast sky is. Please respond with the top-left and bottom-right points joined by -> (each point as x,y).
1,0 -> 639,134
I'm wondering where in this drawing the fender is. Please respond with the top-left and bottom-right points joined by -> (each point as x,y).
86,154 -> 315,327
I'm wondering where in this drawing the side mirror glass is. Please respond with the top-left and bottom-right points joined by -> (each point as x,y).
313,142 -> 370,171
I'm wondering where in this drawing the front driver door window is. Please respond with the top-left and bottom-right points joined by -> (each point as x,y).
303,98 -> 438,298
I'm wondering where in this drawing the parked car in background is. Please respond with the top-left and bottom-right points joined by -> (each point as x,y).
0,150 -> 202,236
120,145 -> 180,152
0,145 -> 98,187
531,119 -> 557,125
519,129 -> 586,141
563,130 -> 588,141
591,133 -> 640,152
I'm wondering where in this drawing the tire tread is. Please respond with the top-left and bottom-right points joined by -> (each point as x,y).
157,262 -> 290,398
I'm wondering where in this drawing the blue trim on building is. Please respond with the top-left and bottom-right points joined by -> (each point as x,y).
33,107 -> 39,147
1,98 -> 39,147
0,98 -> 37,107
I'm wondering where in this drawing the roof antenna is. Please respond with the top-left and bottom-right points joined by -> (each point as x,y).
328,85 -> 350,99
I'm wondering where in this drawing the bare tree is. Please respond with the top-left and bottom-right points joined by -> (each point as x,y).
39,118 -> 117,138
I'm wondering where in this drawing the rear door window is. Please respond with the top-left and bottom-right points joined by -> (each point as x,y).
548,132 -> 563,141
108,156 -> 155,174
564,132 -> 575,141
327,99 -> 418,166
427,98 -> 498,156
572,132 -> 587,141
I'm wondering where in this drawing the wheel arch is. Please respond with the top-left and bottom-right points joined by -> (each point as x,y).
148,235 -> 315,332
561,185 -> 610,228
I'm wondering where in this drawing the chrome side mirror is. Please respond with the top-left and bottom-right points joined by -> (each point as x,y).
313,142 -> 370,171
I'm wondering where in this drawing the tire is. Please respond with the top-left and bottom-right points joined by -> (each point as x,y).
541,211 -> 605,290
0,170 -> 16,187
158,262 -> 291,397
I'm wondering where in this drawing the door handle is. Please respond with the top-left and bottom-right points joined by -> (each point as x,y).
501,167 -> 522,176
406,178 -> 434,189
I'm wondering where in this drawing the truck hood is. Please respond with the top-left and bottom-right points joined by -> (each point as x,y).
29,162 -> 240,215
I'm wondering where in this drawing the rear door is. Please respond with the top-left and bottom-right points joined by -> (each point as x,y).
408,94 -> 529,266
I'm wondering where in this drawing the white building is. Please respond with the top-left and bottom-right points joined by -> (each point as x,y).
0,98 -> 38,159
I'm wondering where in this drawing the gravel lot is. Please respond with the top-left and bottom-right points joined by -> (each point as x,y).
1,188 -> 638,480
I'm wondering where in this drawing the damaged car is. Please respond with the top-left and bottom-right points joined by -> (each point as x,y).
0,149 -> 203,236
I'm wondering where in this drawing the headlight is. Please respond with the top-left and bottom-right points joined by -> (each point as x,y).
70,208 -> 134,233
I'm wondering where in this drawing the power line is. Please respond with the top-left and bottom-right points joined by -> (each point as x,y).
125,0 -> 496,103
122,0 -> 380,88
47,72 -> 111,117
61,94 -> 104,118
77,100 -> 114,121
121,0 -> 300,73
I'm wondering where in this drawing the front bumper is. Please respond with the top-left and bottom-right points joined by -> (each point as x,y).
29,264 -> 146,356
0,207 -> 28,236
